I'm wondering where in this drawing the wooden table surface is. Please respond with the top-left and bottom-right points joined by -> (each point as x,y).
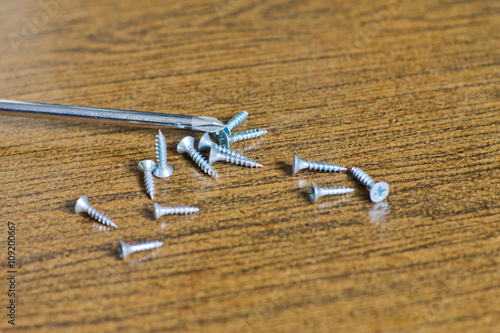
1,0 -> 499,332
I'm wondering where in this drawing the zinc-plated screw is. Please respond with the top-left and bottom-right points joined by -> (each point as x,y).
138,160 -> 157,200
153,129 -> 173,178
75,196 -> 118,228
350,167 -> 389,203
198,133 -> 255,162
214,111 -> 249,137
226,111 -> 249,132
118,240 -> 163,259
292,154 -> 347,175
154,203 -> 199,219
309,183 -> 354,202
218,129 -> 268,148
177,136 -> 218,178
208,144 -> 262,168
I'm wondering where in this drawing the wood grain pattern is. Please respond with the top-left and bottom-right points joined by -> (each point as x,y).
0,0 -> 499,332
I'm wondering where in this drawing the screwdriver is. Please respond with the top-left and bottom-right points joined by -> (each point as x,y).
0,99 -> 226,133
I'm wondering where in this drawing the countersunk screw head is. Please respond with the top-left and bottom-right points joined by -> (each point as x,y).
292,154 -> 307,175
138,159 -> 157,172
217,127 -> 231,148
118,240 -> 129,259
75,195 -> 90,213
153,165 -> 173,178
177,136 -> 195,154
198,133 -> 214,152
370,182 -> 390,203
309,183 -> 321,202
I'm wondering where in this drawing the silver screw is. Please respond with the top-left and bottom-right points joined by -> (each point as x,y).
226,110 -> 249,132
292,154 -> 347,175
350,167 -> 389,203
177,136 -> 218,178
75,196 -> 118,228
214,111 -> 249,137
309,183 -> 354,202
138,160 -> 157,200
208,144 -> 263,168
198,133 -> 255,162
153,129 -> 173,178
218,129 -> 268,148
154,203 -> 199,219
118,240 -> 163,259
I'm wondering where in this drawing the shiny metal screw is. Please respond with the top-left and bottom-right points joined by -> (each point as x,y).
138,160 -> 157,200
208,144 -> 262,168
214,110 -> 249,137
177,136 -> 218,178
198,133 -> 255,162
75,196 -> 118,228
154,203 -> 199,219
350,167 -> 389,203
218,128 -> 268,148
226,110 -> 249,131
309,183 -> 354,202
153,129 -> 173,178
292,154 -> 347,175
118,240 -> 163,259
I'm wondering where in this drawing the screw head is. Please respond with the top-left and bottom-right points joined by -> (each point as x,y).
208,144 -> 222,165
153,203 -> 162,220
217,127 -> 231,148
138,160 -> 157,172
75,196 -> 90,213
369,182 -> 390,203
292,154 -> 308,175
118,240 -> 129,259
177,136 -> 195,154
309,183 -> 321,202
198,133 -> 214,152
153,165 -> 173,178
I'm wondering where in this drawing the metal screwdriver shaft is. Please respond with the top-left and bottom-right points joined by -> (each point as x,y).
0,99 -> 226,133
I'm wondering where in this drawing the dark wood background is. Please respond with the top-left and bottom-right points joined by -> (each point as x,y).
1,0 -> 499,332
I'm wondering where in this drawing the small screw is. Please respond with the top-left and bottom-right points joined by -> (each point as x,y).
350,167 -> 389,203
226,110 -> 249,132
208,144 -> 262,168
177,136 -> 218,178
138,160 -> 157,200
292,154 -> 347,175
218,129 -> 268,148
214,110 -> 249,137
309,183 -> 354,202
154,203 -> 199,219
75,196 -> 118,228
153,129 -> 173,178
118,240 -> 163,259
198,133 -> 254,162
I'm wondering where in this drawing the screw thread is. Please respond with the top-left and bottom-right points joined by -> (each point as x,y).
226,111 -> 249,131
322,186 -> 355,196
188,148 -> 218,178
161,206 -> 200,216
230,129 -> 268,144
216,144 -> 254,162
144,171 -> 156,200
351,167 -> 376,188
217,152 -> 262,168
155,130 -> 168,169
86,206 -> 118,228
307,161 -> 347,173
130,241 -> 163,254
